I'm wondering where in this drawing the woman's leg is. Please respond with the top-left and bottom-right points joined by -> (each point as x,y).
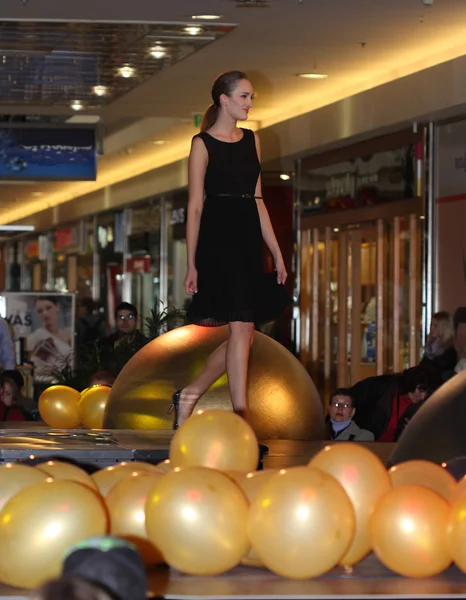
177,341 -> 228,425
226,322 -> 255,419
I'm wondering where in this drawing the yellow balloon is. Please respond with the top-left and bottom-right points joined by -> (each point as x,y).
224,470 -> 249,485
36,460 -> 97,491
106,471 -> 165,564
389,460 -> 456,502
451,475 -> 466,505
81,387 -> 90,395
309,443 -> 391,566
79,385 -> 111,429
153,459 -> 173,474
170,410 -> 259,472
92,462 -> 162,497
146,466 -> 249,575
38,385 -> 81,429
237,470 -> 278,567
448,494 -> 466,572
0,480 -> 108,589
371,485 -> 451,577
248,467 -> 355,579
0,463 -> 50,512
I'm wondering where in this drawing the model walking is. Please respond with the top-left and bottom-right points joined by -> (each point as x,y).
169,70 -> 289,429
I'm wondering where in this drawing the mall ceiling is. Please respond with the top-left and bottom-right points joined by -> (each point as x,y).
2,0 -> 466,222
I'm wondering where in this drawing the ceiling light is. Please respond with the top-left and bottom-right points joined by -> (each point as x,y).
153,140 -> 168,145
118,65 -> 136,78
184,26 -> 203,35
150,46 -> 166,59
70,100 -> 83,111
92,85 -> 108,97
297,73 -> 328,79
31,192 -> 43,197
191,14 -> 222,20
280,173 -> 291,181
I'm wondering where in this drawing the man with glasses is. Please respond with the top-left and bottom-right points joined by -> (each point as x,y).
103,302 -> 148,352
327,389 -> 374,441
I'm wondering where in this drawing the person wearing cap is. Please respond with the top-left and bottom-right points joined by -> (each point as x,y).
32,536 -> 148,600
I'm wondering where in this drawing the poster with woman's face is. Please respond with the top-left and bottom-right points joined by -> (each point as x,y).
0,292 -> 75,382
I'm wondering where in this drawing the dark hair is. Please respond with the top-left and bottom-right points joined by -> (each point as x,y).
329,388 -> 355,408
200,70 -> 248,132
35,296 -> 59,305
1,369 -> 24,391
403,367 -> 432,394
33,576 -> 115,600
114,302 -> 137,319
2,375 -> 26,411
79,297 -> 95,313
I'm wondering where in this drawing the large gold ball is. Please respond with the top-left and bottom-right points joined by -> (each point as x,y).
103,326 -> 325,441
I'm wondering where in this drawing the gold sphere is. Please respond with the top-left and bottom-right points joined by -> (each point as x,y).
104,325 -> 325,441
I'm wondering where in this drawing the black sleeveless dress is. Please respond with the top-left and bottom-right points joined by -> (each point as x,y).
187,128 -> 290,327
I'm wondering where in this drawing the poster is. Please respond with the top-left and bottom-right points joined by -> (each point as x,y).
0,292 -> 75,382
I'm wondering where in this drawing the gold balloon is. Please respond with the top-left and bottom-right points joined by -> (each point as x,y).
0,480 -> 108,589
451,475 -> 466,505
92,461 -> 162,497
153,459 -> 173,474
170,410 -> 259,472
146,466 -> 249,575
371,484 -> 451,577
38,385 -> 81,429
36,460 -> 97,491
389,460 -> 456,502
0,463 -> 50,512
248,467 -> 355,579
79,385 -> 111,429
237,470 -> 278,567
309,443 -> 392,566
104,326 -> 326,441
448,493 -> 466,572
106,471 -> 164,564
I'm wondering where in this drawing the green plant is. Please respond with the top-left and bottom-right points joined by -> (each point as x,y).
144,303 -> 187,340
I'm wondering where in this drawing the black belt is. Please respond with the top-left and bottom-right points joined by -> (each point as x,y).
208,193 -> 262,199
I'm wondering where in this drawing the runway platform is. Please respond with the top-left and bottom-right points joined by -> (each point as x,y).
2,426 -> 458,599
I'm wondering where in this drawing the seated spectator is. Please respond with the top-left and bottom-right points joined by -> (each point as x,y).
102,302 -> 148,351
327,389 -> 374,441
0,370 -> 28,421
373,367 -> 432,442
420,311 -> 457,381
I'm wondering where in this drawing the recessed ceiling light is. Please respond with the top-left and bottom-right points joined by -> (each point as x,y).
118,64 -> 136,78
184,26 -> 203,35
31,191 -> 43,197
150,46 -> 167,59
191,14 -> 223,20
153,140 -> 168,145
297,73 -> 328,79
92,85 -> 108,97
70,100 -> 84,111
280,173 -> 291,181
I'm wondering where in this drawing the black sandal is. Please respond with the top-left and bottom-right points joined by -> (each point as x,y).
167,390 -> 181,430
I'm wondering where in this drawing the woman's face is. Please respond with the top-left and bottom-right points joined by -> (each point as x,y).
222,78 -> 254,122
35,300 -> 59,327
1,381 -> 13,407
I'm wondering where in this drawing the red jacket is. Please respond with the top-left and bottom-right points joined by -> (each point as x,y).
0,403 -> 26,421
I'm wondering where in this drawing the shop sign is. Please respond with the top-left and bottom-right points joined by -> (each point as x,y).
126,256 -> 151,273
55,228 -> 76,249
25,241 -> 39,259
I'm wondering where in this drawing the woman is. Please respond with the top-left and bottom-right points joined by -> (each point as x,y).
421,311 -> 457,381
27,296 -> 72,378
0,375 -> 27,421
168,70 -> 289,429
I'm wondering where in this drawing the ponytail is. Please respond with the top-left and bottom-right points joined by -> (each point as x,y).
200,103 -> 218,132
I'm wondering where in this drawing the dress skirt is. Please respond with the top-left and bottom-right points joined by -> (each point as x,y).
187,195 -> 290,327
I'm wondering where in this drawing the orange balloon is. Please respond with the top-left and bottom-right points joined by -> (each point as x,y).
36,460 -> 97,491
79,385 -> 111,429
92,461 -> 162,497
146,466 -> 249,575
170,410 -> 259,472
38,385 -> 81,429
0,463 -> 50,512
451,475 -> 466,505
238,470 -> 278,567
0,480 -> 108,589
389,460 -> 456,502
106,471 -> 165,564
448,494 -> 466,572
371,485 -> 451,577
248,467 -> 355,579
309,443 -> 391,566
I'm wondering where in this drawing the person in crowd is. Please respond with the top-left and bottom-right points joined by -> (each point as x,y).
372,367 -> 433,442
0,315 -> 15,371
27,296 -> 72,376
102,302 -> 148,351
76,297 -> 107,347
32,537 -> 147,600
420,311 -> 457,381
0,369 -> 28,421
327,389 -> 374,441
